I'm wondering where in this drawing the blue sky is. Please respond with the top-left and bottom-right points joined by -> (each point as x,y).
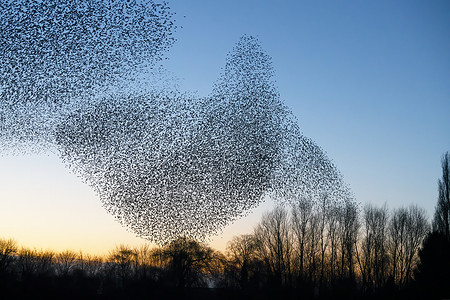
165,0 -> 450,215
0,0 -> 449,253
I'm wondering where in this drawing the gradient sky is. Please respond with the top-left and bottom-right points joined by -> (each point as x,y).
1,0 -> 449,255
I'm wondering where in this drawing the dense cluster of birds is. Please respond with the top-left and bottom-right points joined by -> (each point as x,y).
0,1 -> 354,244
0,0 -> 175,151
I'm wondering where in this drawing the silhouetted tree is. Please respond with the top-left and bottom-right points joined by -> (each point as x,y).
17,248 -> 38,280
414,152 -> 450,299
254,206 -> 293,289
0,203 -> 439,299
36,249 -> 55,278
0,238 -> 17,274
108,244 -> 137,287
226,234 -> 260,289
306,207 -> 320,287
433,151 -> 450,239
357,204 -> 389,292
388,205 -> 429,287
337,199 -> 359,281
55,250 -> 78,276
0,237 -> 18,294
160,236 -> 222,289
325,201 -> 341,285
291,198 -> 314,282
133,243 -> 158,281
315,194 -> 336,291
414,231 -> 450,299
78,252 -> 104,277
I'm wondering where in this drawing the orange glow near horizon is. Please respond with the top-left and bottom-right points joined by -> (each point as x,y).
0,153 -> 275,256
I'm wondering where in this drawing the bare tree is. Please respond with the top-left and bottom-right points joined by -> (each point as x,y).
108,244 -> 137,287
254,206 -> 293,288
17,247 -> 54,279
79,252 -> 104,277
388,205 -> 429,287
226,234 -> 259,289
135,244 -> 152,267
17,248 -> 38,279
356,204 -> 389,291
291,198 -> 314,281
306,208 -> 321,285
36,249 -> 55,277
55,250 -> 78,276
326,202 -> 341,284
0,238 -> 17,274
134,243 -> 155,280
337,200 -> 359,280
315,194 -> 336,290
433,151 -> 450,239
160,236 -> 221,289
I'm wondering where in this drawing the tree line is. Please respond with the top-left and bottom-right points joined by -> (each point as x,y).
0,152 -> 449,299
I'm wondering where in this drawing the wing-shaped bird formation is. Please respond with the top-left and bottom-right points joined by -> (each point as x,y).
0,1 -> 354,244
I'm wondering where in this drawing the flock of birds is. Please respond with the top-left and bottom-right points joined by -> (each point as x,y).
0,1 -> 353,244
